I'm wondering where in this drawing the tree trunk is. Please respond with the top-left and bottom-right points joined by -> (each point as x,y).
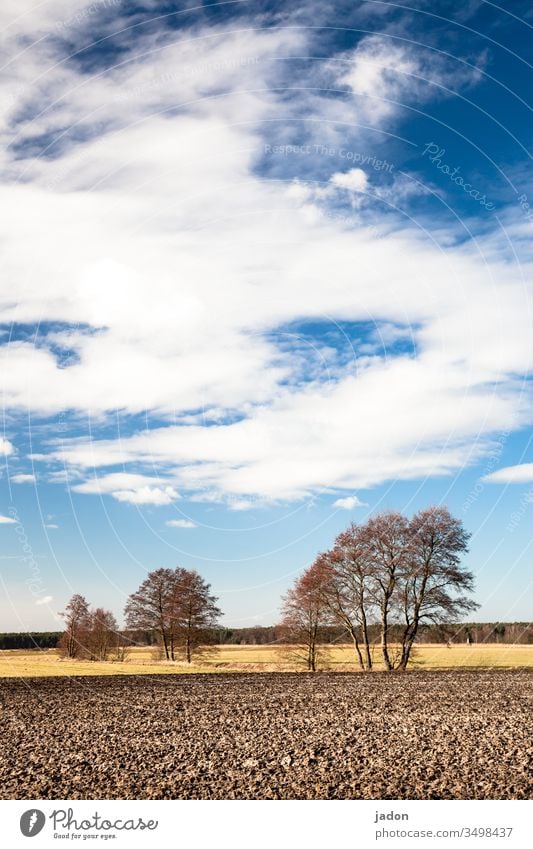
161,630 -> 170,660
348,625 -> 365,670
308,621 -> 319,672
380,606 -> 393,671
398,579 -> 426,670
360,605 -> 372,670
398,617 -> 419,671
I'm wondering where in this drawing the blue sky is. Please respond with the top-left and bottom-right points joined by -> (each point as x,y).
1,0 -> 533,630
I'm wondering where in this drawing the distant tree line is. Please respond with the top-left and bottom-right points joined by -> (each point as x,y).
2,621 -> 532,652
218,622 -> 533,646
0,632 -> 62,650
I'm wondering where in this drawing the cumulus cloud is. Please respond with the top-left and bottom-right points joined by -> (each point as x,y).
333,495 -> 367,510
72,473 -> 180,505
483,464 -> 533,484
330,168 -> 369,193
112,486 -> 178,505
11,473 -> 36,484
0,438 -> 14,456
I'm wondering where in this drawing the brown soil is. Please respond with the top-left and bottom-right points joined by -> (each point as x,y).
0,670 -> 531,799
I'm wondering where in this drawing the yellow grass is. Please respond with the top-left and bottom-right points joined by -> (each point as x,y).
0,643 -> 531,677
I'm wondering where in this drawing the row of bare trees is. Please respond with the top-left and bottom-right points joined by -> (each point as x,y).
60,569 -> 221,664
59,595 -> 125,661
59,509 -> 475,670
280,507 -> 478,671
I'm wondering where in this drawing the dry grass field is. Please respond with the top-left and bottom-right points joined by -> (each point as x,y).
0,671 -> 531,799
0,642 -> 531,677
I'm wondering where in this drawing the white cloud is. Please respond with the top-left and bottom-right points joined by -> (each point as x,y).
0,438 -> 14,456
0,515 -> 16,524
337,36 -> 421,122
484,464 -> 533,484
35,595 -> 53,606
112,486 -> 178,505
333,495 -> 367,510
44,523 -> 59,529
0,13 -> 529,506
166,519 -> 197,528
330,168 -> 368,193
44,353 -> 523,502
72,473 -> 180,505
11,473 -> 36,484
335,35 -> 482,124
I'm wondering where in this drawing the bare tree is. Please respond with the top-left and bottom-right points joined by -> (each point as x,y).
58,594 -> 90,659
397,506 -> 477,670
112,630 -> 132,663
280,562 -> 331,671
358,512 -> 410,671
124,568 -> 177,660
319,526 -> 376,670
172,569 -> 221,664
302,507 -> 477,672
86,608 -> 118,661
124,567 -> 221,663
